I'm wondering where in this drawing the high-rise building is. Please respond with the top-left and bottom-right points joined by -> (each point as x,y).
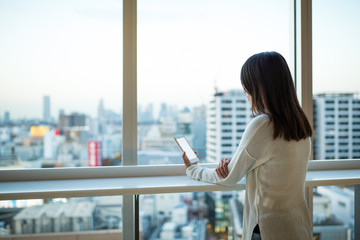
192,105 -> 206,160
158,103 -> 168,121
139,103 -> 154,123
3,111 -> 10,124
98,99 -> 105,134
58,112 -> 87,130
206,90 -> 252,162
43,96 -> 51,122
177,107 -> 192,135
98,98 -> 105,122
313,93 -> 360,160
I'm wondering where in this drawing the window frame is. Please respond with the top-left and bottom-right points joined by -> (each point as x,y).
4,0 -> 352,239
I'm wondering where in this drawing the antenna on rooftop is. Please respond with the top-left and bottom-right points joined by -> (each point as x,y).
214,79 -> 218,94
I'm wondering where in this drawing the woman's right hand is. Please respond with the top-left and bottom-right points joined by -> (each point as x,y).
215,159 -> 231,178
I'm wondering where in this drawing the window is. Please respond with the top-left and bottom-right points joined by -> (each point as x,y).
222,144 -> 232,147
325,135 -> 335,139
313,13 -> 359,239
222,137 -> 232,140
1,0 -> 125,237
137,0 -> 291,166
222,151 -> 232,155
136,1 -> 291,238
313,185 -> 354,238
8,0 -> 360,239
313,1 -> 360,161
0,1 -> 123,170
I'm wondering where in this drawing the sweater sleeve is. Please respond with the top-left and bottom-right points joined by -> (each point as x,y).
186,115 -> 270,186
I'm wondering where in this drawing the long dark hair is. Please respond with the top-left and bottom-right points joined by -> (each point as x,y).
240,51 -> 312,141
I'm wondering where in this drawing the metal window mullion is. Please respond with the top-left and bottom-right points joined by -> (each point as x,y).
123,0 -> 137,239
301,0 -> 313,134
296,0 -> 314,236
355,184 -> 360,240
123,0 -> 137,166
295,0 -> 313,128
295,0 -> 313,161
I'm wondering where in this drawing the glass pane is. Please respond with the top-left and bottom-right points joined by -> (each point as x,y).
137,0 -> 291,164
0,0 -> 123,169
140,191 -> 244,240
313,0 -> 360,160
313,186 -> 354,240
0,196 -> 123,237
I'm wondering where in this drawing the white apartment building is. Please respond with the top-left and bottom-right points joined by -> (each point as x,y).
313,93 -> 360,160
206,90 -> 252,162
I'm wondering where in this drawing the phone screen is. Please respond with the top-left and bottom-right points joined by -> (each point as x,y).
176,137 -> 198,161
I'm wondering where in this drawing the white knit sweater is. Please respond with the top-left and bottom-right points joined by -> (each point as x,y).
186,115 -> 312,240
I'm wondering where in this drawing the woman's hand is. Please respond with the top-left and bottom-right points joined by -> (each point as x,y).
215,159 -> 231,178
182,152 -> 199,168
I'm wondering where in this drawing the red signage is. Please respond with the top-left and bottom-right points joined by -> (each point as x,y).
54,129 -> 60,136
88,141 -> 102,167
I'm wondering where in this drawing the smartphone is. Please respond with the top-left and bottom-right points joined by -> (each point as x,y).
174,134 -> 199,164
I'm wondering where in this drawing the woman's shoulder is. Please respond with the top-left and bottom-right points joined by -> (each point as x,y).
238,114 -> 273,154
241,114 -> 271,142
247,114 -> 271,130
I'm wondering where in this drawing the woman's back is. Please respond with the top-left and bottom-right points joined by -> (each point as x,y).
243,115 -> 312,240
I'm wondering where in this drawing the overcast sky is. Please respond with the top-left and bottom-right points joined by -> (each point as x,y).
0,0 -> 359,119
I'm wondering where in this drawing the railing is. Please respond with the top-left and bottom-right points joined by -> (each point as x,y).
0,159 -> 360,240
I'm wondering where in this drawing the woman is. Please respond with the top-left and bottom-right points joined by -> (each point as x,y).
183,51 -> 313,240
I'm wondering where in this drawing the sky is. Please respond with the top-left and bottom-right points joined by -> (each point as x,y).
0,0 -> 359,120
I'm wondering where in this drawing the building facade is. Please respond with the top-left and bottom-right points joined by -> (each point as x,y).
313,93 -> 360,160
206,90 -> 252,163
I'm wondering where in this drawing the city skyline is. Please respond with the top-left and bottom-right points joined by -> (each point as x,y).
3,90 -> 360,122
1,0 -> 359,119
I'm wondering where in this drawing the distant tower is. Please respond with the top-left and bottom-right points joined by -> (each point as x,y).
43,96 -> 51,122
98,99 -> 105,122
98,99 -> 105,134
4,111 -> 10,124
158,103 -> 168,120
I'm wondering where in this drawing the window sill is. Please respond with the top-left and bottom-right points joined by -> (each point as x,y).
1,161 -> 360,200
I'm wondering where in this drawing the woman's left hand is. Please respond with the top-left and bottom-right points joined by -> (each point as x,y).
182,152 -> 198,168
215,159 -> 231,178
